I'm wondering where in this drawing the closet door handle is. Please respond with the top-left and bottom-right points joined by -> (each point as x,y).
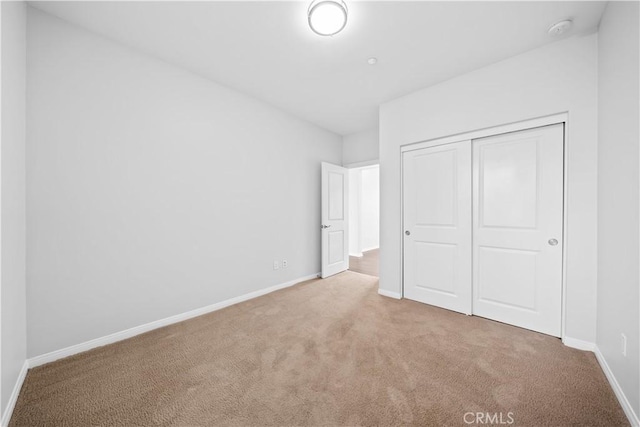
548,238 -> 558,246
405,230 -> 411,236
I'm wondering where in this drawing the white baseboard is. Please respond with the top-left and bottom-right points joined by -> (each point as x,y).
594,346 -> 640,426
1,360 -> 29,427
362,246 -> 379,253
28,273 -> 319,368
562,337 -> 639,426
562,336 -> 596,351
349,252 -> 363,258
378,288 -> 401,299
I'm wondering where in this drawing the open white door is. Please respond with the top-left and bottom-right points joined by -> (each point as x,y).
321,162 -> 349,278
402,141 -> 473,314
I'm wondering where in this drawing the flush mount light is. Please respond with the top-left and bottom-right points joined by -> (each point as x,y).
308,0 -> 348,36
548,20 -> 573,37
367,57 -> 378,65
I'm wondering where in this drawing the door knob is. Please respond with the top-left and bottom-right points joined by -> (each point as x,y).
405,230 -> 411,236
321,225 -> 331,229
548,238 -> 558,246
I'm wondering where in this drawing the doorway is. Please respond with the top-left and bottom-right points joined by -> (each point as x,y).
348,164 -> 379,277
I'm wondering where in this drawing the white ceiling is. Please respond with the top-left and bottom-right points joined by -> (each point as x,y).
30,1 -> 607,136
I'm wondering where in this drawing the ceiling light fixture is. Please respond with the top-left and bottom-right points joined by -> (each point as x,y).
367,57 -> 378,65
308,0 -> 348,36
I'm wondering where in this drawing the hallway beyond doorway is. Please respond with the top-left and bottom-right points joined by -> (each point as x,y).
349,249 -> 379,277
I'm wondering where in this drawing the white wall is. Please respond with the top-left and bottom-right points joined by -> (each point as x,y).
348,165 -> 379,257
360,166 -> 379,251
26,8 -> 342,358
379,34 -> 598,343
1,0 -> 27,418
342,128 -> 379,166
597,1 -> 640,419
348,168 -> 361,257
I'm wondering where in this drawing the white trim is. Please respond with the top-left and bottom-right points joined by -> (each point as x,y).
362,246 -> 379,253
1,361 -> 28,427
378,288 -> 401,299
401,113 -> 568,153
0,3 -> 4,417
562,336 -> 595,351
28,273 -> 319,368
560,119 -> 569,341
343,159 -> 379,169
594,346 -> 640,426
400,143 -> 405,298
349,252 -> 363,258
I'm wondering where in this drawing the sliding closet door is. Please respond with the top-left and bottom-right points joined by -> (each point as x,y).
472,124 -> 564,337
402,141 -> 472,315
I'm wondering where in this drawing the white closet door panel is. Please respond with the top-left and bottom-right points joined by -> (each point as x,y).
472,124 -> 564,336
403,141 -> 472,314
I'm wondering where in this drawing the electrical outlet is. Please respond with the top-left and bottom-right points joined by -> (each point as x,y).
621,333 -> 627,357
282,259 -> 288,268
273,260 -> 279,270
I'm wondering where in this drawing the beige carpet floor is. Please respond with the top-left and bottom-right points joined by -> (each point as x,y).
10,271 -> 628,426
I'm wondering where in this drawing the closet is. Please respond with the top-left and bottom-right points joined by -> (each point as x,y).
402,123 -> 564,337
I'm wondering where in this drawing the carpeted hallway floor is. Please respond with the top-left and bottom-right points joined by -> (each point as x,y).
10,271 -> 628,426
